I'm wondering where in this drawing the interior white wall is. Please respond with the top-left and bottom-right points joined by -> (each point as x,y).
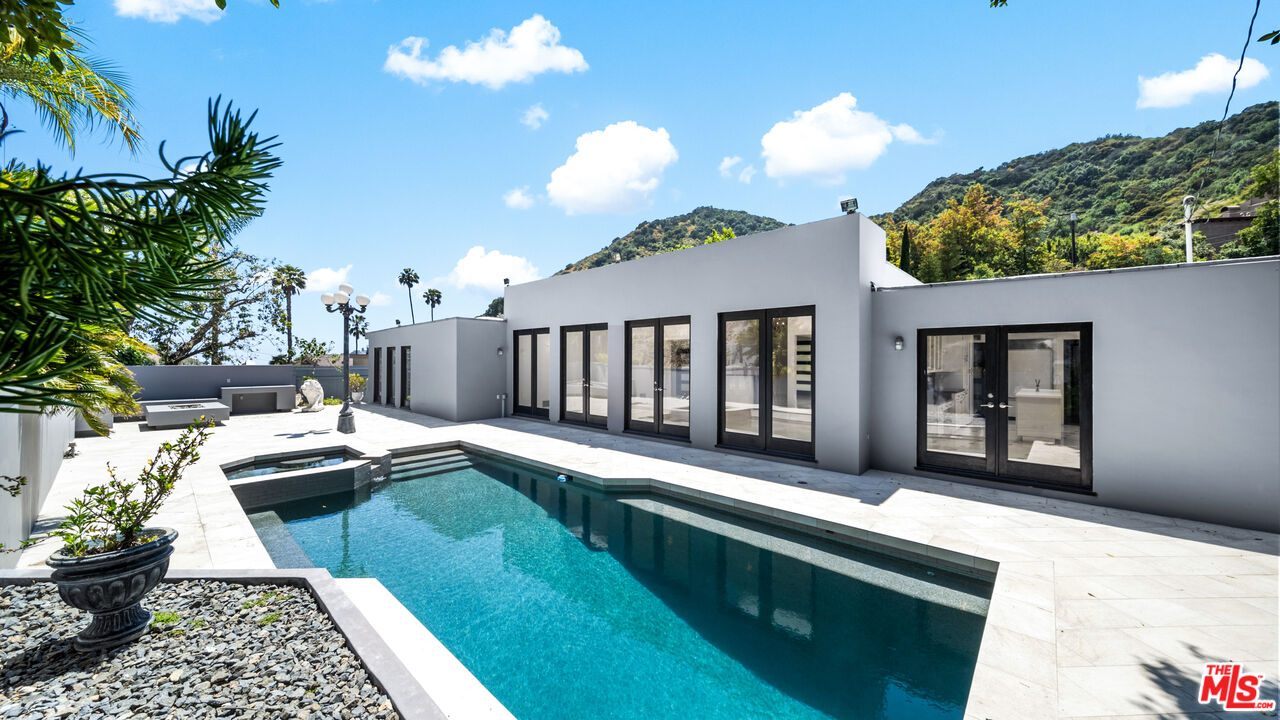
869,257 -> 1280,532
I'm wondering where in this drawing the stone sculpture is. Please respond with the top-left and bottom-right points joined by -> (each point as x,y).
300,378 -> 325,412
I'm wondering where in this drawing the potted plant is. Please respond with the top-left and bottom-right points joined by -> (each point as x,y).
349,372 -> 367,404
45,419 -> 213,651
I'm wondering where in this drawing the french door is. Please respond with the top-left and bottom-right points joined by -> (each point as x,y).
625,317 -> 691,438
719,307 -> 814,458
561,324 -> 608,426
917,323 -> 1091,490
514,328 -> 550,418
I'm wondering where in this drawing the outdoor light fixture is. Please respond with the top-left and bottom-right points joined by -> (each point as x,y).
497,347 -> 505,356
840,197 -> 859,215
894,336 -> 905,351
322,286 -> 370,434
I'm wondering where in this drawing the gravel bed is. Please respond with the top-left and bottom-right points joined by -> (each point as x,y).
0,581 -> 401,719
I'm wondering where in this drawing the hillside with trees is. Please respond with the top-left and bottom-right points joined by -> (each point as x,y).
876,101 -> 1276,238
555,206 -> 787,275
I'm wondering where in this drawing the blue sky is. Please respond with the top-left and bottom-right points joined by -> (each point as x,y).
6,1 -> 1275,361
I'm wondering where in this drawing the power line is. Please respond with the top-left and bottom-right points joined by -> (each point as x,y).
1191,0 -> 1262,218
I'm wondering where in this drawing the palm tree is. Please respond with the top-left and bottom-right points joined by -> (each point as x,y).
398,268 -> 419,323
422,288 -> 442,321
272,265 -> 307,360
350,315 -> 369,352
0,28 -> 141,154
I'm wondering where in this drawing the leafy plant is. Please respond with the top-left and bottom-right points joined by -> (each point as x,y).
322,397 -> 342,406
0,98 -> 282,413
349,373 -> 366,392
50,419 -> 213,557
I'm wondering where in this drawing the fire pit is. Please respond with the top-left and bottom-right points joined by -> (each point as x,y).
143,401 -> 230,429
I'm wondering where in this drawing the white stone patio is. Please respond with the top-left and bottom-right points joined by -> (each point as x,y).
18,404 -> 1279,720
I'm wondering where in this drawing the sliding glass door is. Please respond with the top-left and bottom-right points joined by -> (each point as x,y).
562,324 -> 608,426
625,317 -> 690,438
718,307 -> 814,458
514,328 -> 550,418
918,323 -> 1091,489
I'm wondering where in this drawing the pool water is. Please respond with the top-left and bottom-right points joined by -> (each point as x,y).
249,453 -> 991,720
224,453 -> 348,480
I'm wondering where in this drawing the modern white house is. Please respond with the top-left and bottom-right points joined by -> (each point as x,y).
367,213 -> 1279,532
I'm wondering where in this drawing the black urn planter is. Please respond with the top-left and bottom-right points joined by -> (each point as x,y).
46,528 -> 177,652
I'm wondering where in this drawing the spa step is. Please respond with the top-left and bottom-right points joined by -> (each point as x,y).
392,450 -> 466,471
392,458 -> 474,481
392,448 -> 465,466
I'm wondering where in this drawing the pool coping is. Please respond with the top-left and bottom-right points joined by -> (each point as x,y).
0,567 -> 447,720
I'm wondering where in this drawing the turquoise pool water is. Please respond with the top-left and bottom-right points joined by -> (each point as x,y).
249,452 -> 990,720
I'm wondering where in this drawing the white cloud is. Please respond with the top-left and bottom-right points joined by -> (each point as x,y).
503,186 -> 535,209
443,246 -> 539,293
305,265 -> 352,293
738,165 -> 757,184
368,292 -> 393,307
1138,53 -> 1270,109
522,103 -> 549,129
890,123 -> 937,144
719,156 -> 742,177
384,15 -> 588,90
114,0 -> 221,23
761,93 -> 927,184
546,121 -> 678,214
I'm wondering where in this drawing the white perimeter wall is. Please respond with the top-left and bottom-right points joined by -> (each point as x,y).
869,257 -> 1280,532
504,213 -> 897,475
0,409 -> 75,566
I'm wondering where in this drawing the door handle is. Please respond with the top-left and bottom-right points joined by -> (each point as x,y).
981,402 -> 1009,409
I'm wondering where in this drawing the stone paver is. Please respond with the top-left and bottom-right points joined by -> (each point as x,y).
19,404 -> 1279,720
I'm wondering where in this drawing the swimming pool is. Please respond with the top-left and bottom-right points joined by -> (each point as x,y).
248,450 -> 991,720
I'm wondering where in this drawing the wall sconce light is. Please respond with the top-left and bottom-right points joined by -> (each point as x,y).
894,336 -> 905,351
497,347 -> 505,357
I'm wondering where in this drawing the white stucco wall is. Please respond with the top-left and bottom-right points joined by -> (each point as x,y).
0,409 -> 75,565
868,257 -> 1280,532
503,213 -> 888,475
367,317 -> 507,422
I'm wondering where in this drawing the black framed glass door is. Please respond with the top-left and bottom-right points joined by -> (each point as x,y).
718,306 -> 814,458
514,328 -> 550,418
562,324 -> 608,426
400,346 -> 410,408
917,323 -> 1091,490
385,346 -> 395,406
372,348 -> 382,403
625,317 -> 691,438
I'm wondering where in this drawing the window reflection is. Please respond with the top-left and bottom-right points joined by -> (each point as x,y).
1007,331 -> 1081,469
723,318 -> 760,436
924,333 -> 987,458
770,315 -> 813,443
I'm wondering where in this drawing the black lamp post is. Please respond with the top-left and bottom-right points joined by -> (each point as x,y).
322,283 -> 369,434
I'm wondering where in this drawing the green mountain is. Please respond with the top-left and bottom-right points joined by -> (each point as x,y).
555,206 -> 787,275
875,101 -> 1277,236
